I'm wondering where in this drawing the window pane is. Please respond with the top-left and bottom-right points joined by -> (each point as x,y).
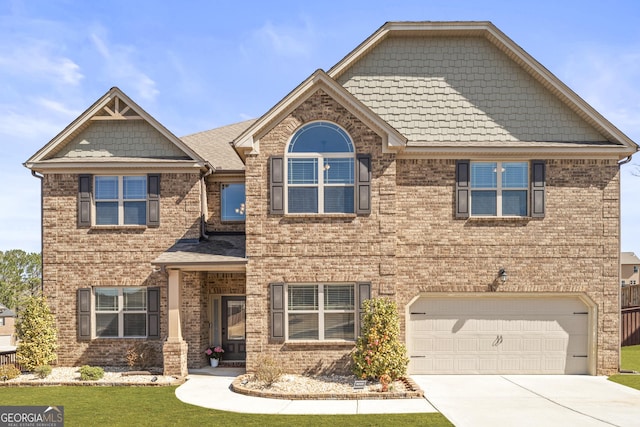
288,313 -> 319,340
502,162 -> 528,188
503,190 -> 527,216
325,285 -> 354,310
96,313 -> 118,337
288,285 -> 318,310
124,313 -> 146,336
123,176 -> 146,199
221,183 -> 246,221
96,202 -> 118,225
324,158 -> 354,184
95,288 -> 118,311
123,288 -> 146,311
288,187 -> 318,213
289,122 -> 353,153
471,190 -> 497,215
324,186 -> 354,213
124,201 -> 146,225
288,158 -> 318,184
471,163 -> 497,188
324,313 -> 354,340
95,176 -> 118,199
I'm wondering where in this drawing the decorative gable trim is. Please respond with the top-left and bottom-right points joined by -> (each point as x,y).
234,70 -> 407,156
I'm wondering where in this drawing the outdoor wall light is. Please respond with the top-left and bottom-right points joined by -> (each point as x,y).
498,268 -> 508,283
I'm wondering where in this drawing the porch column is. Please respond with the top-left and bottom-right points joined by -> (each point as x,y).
163,269 -> 188,377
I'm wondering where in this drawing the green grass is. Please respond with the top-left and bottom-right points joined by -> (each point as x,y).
609,345 -> 640,390
0,386 -> 452,427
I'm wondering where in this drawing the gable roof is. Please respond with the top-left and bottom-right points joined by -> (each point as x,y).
234,69 -> 407,156
621,252 -> 640,265
24,87 -> 209,172
327,22 -> 638,158
0,303 -> 15,317
181,119 -> 255,171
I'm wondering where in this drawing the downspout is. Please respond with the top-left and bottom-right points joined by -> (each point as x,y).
30,170 -> 44,294
200,162 -> 215,240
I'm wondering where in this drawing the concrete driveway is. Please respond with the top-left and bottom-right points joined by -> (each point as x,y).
413,375 -> 640,427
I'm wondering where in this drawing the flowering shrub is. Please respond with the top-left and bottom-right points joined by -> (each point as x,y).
352,298 -> 409,383
205,346 -> 224,360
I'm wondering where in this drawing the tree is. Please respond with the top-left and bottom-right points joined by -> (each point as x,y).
352,298 -> 409,388
0,249 -> 41,310
16,295 -> 57,370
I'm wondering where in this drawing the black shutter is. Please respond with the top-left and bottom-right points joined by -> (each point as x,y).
455,160 -> 470,218
531,160 -> 546,218
356,154 -> 372,215
147,174 -> 160,227
77,288 -> 91,340
78,174 -> 92,227
270,157 -> 284,214
270,283 -> 285,340
147,287 -> 160,339
357,282 -> 371,337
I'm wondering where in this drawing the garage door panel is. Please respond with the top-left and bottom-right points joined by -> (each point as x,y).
408,296 -> 590,375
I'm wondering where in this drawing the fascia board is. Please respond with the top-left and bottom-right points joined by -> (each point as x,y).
24,160 -> 205,174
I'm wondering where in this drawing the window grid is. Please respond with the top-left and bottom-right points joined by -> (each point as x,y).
470,161 -> 528,217
94,287 -> 147,338
94,176 -> 147,225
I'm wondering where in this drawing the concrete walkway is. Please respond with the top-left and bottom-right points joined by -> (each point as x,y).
175,367 -> 437,415
413,375 -> 640,427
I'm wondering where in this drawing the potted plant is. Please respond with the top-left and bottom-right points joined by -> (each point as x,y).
205,346 -> 224,367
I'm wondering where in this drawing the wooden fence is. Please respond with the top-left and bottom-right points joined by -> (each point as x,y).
0,349 -> 20,370
622,284 -> 640,309
622,307 -> 640,347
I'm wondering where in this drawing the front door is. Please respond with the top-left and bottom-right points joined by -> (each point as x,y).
221,296 -> 246,360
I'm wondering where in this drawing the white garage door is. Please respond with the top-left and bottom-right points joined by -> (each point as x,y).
408,296 -> 590,374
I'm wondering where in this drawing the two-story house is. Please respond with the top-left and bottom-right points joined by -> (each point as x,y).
25,22 -> 637,377
621,252 -> 640,287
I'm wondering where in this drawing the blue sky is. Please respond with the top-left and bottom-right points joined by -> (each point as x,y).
1,0 -> 639,255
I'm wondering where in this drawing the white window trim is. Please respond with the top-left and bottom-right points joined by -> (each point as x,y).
284,283 -> 356,341
93,287 -> 147,338
470,161 -> 529,217
93,175 -> 147,226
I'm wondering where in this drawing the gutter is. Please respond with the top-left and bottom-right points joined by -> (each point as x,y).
30,170 -> 44,294
618,155 -> 634,165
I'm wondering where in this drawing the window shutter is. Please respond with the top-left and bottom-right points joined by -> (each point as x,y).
455,160 -> 470,218
270,282 -> 285,340
78,174 -> 92,227
270,157 -> 284,214
147,174 -> 160,227
356,154 -> 371,215
357,282 -> 371,337
147,287 -> 160,339
77,288 -> 91,340
531,160 -> 546,218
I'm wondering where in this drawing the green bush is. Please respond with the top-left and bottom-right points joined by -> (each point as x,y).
34,365 -> 52,379
79,365 -> 104,381
0,364 -> 21,381
352,298 -> 409,382
15,295 -> 58,371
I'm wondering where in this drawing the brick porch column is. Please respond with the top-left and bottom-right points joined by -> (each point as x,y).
163,269 -> 188,377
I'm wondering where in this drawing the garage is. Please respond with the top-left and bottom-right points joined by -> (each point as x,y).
408,295 -> 592,375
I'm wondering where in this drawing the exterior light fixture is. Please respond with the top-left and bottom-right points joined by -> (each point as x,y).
498,268 -> 507,282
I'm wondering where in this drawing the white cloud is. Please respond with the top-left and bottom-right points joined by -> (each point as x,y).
35,98 -> 82,118
0,110 -> 63,141
253,20 -> 316,57
0,41 -> 83,86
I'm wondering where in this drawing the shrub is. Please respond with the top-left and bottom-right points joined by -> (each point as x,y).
34,365 -> 52,379
352,298 -> 409,382
126,342 -> 155,370
79,365 -> 104,381
0,364 -> 21,381
15,295 -> 58,371
253,355 -> 284,386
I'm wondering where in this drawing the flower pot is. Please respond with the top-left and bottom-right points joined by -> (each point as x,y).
210,358 -> 219,368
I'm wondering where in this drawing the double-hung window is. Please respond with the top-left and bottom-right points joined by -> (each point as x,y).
287,284 -> 355,340
471,162 -> 529,216
95,176 -> 147,225
285,122 -> 355,214
94,287 -> 147,338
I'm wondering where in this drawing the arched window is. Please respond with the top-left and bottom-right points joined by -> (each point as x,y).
285,122 -> 355,213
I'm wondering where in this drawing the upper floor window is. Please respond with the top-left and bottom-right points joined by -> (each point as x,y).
95,176 -> 147,225
634,266 -> 638,273
285,122 -> 355,214
221,183 -> 246,221
471,162 -> 529,216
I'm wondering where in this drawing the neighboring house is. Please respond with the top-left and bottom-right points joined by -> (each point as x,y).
621,252 -> 640,287
0,303 -> 16,349
24,22 -> 638,377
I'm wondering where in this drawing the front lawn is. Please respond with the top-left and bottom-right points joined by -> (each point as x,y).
0,386 -> 452,426
608,345 -> 640,390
